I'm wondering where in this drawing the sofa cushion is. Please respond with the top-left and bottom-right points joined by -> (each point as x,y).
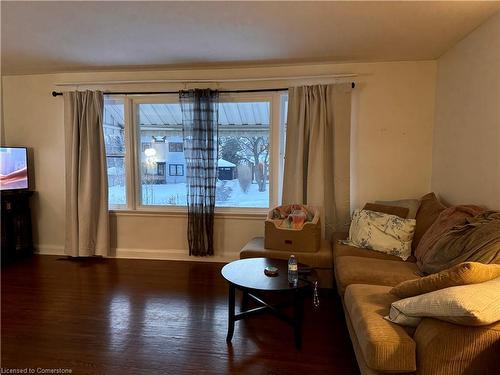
376,198 -> 420,219
335,256 -> 421,295
413,192 -> 446,252
363,202 -> 409,219
413,318 -> 500,375
344,284 -> 416,372
333,240 -> 416,262
391,262 -> 500,298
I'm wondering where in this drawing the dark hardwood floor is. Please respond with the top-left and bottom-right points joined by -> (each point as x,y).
1,255 -> 359,375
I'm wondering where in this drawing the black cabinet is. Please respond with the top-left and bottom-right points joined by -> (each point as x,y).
1,190 -> 34,262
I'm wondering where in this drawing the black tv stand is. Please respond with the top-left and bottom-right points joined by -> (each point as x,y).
1,190 -> 35,263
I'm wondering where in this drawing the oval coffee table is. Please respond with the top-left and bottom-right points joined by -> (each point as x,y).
221,257 -> 317,349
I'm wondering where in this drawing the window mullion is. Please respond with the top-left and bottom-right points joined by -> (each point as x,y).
124,96 -> 136,210
270,92 -> 281,207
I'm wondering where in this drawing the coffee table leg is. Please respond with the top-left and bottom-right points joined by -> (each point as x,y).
226,283 -> 235,343
241,290 -> 249,312
294,289 -> 303,349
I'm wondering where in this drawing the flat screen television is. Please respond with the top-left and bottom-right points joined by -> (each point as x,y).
0,147 -> 29,191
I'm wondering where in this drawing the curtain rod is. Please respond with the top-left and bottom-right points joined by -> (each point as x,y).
51,83 -> 355,97
53,74 -> 357,86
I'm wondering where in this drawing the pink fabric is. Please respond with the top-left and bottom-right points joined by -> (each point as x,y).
415,205 -> 486,265
269,204 -> 315,229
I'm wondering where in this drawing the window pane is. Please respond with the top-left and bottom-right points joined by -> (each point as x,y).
136,100 -> 271,208
137,103 -> 186,206
103,98 -> 126,206
216,101 -> 270,208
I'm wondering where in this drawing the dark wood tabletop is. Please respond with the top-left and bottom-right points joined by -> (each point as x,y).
221,257 -> 315,291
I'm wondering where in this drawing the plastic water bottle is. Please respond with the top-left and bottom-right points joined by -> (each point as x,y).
288,255 -> 298,286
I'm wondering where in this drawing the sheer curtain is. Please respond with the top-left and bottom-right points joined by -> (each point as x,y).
282,83 -> 352,239
64,90 -> 109,256
180,89 -> 219,256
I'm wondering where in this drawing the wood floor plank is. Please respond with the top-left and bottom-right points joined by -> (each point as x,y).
1,255 -> 359,374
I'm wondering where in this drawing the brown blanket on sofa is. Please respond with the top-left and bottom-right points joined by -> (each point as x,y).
419,211 -> 500,274
415,205 -> 485,264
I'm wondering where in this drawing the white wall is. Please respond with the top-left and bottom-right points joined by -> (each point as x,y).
432,12 -> 500,208
2,61 -> 437,259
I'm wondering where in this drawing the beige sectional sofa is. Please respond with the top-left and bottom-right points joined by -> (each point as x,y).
333,232 -> 500,375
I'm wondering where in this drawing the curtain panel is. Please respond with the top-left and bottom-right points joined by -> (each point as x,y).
180,89 -> 219,256
64,90 -> 109,256
282,83 -> 352,239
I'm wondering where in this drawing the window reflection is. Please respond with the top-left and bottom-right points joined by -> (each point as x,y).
108,295 -> 131,350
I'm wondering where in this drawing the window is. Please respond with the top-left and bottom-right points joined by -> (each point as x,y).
137,101 -> 185,206
157,162 -> 166,176
103,92 -> 287,211
103,97 -> 126,207
169,164 -> 184,176
216,101 -> 270,208
169,142 -> 183,152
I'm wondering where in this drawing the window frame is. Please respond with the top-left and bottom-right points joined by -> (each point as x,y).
108,91 -> 286,214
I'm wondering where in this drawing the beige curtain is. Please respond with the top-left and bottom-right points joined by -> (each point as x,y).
282,83 -> 352,239
64,90 -> 109,256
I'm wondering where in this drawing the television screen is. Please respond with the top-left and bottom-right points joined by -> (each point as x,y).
0,147 -> 29,190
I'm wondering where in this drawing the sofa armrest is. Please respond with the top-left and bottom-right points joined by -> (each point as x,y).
414,318 -> 500,375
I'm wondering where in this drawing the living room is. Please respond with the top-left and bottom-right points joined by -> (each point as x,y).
1,1 -> 499,374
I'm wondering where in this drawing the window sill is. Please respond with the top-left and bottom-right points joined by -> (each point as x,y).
109,207 -> 268,220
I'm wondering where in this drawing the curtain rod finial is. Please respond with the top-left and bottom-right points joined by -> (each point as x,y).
52,91 -> 62,97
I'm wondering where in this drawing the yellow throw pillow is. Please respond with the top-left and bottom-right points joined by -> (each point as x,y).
385,277 -> 500,327
391,262 -> 500,298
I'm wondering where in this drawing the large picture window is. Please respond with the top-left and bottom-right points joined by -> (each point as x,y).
103,92 -> 287,211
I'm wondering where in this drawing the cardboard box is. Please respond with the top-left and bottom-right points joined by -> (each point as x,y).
264,205 -> 321,253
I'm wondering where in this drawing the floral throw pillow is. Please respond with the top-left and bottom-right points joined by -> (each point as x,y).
343,209 -> 416,260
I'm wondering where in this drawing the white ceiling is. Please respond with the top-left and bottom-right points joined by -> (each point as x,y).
2,1 -> 499,75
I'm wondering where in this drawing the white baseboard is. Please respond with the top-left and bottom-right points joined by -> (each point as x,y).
114,247 -> 237,263
34,244 -> 237,263
35,245 -> 65,256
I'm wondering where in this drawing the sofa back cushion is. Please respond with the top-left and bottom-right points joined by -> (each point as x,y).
391,262 -> 500,298
363,203 -> 409,219
412,193 -> 446,252
375,199 -> 420,219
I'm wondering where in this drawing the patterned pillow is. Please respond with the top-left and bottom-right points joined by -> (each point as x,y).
343,209 -> 416,260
